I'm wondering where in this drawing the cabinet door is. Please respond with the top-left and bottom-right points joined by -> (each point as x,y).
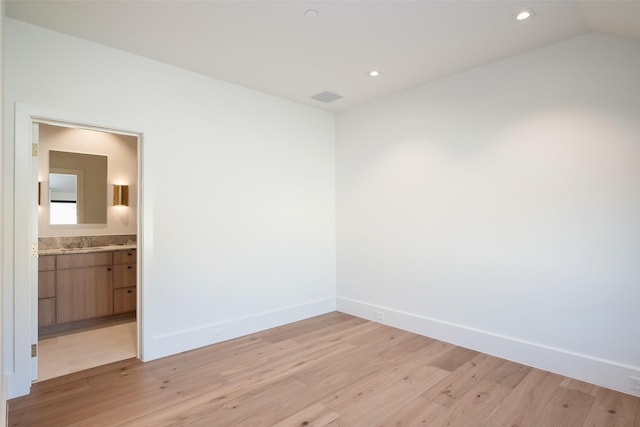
57,266 -> 113,323
114,287 -> 136,314
38,271 -> 56,299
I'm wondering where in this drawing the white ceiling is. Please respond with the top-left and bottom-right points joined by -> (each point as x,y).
6,1 -> 640,112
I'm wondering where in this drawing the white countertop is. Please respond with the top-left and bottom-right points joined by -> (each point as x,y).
39,244 -> 137,256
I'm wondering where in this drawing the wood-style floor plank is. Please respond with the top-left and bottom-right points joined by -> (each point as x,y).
536,386 -> 596,427
479,368 -> 565,427
420,352 -> 505,407
582,387 -> 640,427
431,379 -> 513,427
272,402 -> 340,427
8,312 -> 640,427
378,396 -> 446,426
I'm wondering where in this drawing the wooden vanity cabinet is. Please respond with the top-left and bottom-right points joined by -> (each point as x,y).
113,249 -> 136,314
38,255 -> 57,327
56,252 -> 113,324
39,248 -> 136,331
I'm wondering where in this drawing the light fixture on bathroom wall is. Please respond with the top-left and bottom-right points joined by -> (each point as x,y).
113,184 -> 129,206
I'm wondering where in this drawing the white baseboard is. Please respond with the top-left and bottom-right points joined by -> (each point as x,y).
0,372 -> 9,427
146,297 -> 336,361
337,296 -> 640,397
2,373 -> 8,427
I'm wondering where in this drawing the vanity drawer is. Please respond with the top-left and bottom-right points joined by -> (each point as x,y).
38,255 -> 56,271
113,249 -> 136,265
114,287 -> 136,314
57,252 -> 113,270
113,264 -> 136,289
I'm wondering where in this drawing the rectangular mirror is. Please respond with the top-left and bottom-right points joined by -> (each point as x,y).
49,150 -> 107,224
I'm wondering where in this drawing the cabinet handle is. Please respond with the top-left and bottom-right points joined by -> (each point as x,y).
107,268 -> 112,271
128,252 -> 132,256
127,290 -> 132,293
128,266 -> 132,269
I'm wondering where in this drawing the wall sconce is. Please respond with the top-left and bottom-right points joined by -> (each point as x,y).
113,184 -> 129,206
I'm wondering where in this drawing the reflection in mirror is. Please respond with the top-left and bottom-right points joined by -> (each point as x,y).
49,172 -> 79,224
49,150 -> 108,225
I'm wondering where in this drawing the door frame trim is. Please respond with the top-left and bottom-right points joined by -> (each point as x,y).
10,103 -> 145,398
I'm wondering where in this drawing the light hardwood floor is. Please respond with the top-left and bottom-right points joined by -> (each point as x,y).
9,312 -> 640,426
37,322 -> 137,382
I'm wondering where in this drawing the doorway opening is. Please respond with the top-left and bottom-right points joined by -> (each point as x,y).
35,121 -> 140,381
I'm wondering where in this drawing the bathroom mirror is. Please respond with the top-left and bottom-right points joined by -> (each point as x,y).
49,150 -> 107,224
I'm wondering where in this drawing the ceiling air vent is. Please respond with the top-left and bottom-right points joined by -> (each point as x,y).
311,91 -> 343,103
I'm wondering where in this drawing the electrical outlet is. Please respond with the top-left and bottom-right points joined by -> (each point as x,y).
213,328 -> 224,340
374,311 -> 384,322
630,376 -> 640,391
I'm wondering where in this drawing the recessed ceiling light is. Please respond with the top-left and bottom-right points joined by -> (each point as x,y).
305,9 -> 319,19
368,70 -> 381,77
513,8 -> 535,22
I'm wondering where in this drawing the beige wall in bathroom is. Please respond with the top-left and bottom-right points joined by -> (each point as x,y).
38,123 -> 137,237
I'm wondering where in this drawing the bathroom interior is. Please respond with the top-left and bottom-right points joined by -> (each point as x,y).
36,122 -> 138,381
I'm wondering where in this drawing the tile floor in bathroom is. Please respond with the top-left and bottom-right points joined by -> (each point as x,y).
37,321 -> 137,382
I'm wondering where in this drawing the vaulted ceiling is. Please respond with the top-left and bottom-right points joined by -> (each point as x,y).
6,1 -> 640,112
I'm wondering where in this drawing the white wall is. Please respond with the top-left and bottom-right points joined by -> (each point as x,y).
6,15 -> 639,402
3,18 -> 336,397
336,33 -> 640,396
38,124 -> 138,237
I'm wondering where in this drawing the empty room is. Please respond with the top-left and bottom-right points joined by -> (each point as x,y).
1,1 -> 639,426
